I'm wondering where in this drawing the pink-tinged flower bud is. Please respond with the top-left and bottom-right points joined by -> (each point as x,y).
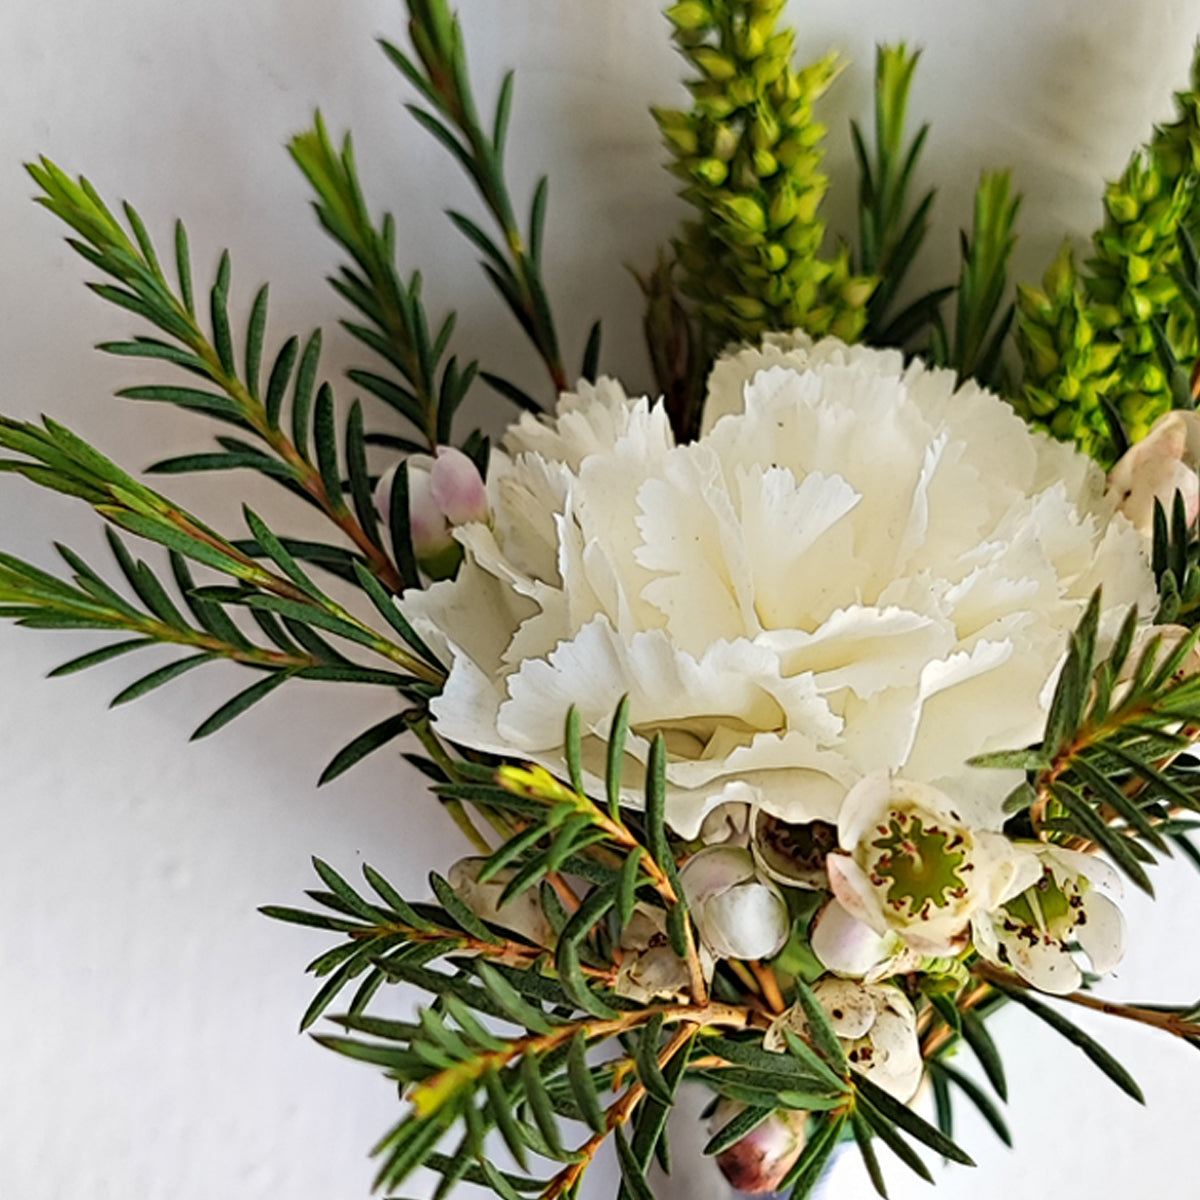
710,1100 -> 807,1194
374,447 -> 489,580
429,446 -> 489,526
1108,409 -> 1200,535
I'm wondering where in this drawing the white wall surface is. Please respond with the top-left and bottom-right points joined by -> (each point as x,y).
2,2 -> 1200,1198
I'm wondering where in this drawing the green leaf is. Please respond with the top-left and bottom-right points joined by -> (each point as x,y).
110,652 -> 213,706
606,694 -> 630,819
997,985 -> 1144,1102
319,713 -> 410,785
567,1030 -> 606,1132
850,1110 -> 889,1198
292,330 -> 323,460
245,283 -> 270,398
484,1067 -> 530,1170
780,1114 -> 846,1197
190,668 -> 293,738
616,847 -> 644,928
856,1073 -> 976,1165
932,1061 -> 1012,1147
793,978 -> 849,1074
265,335 -> 299,429
961,1009 -> 1008,1101
473,963 -> 554,1036
347,404 -> 381,548
613,1127 -> 655,1200
564,705 -> 585,795
519,1053 -> 565,1158
581,319 -> 602,383
429,872 -> 506,946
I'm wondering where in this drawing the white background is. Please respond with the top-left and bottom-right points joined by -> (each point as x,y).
2,2 -> 1200,1197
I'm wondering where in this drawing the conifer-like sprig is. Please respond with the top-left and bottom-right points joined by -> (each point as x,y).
269,699 -> 986,1200
930,171 -> 1021,390
290,114 -> 508,454
0,411 -> 443,745
973,592 -> 1200,891
381,0 -> 594,402
28,158 -> 410,593
852,44 -> 950,348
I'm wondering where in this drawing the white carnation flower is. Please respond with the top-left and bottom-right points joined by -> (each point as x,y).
400,336 -> 1155,838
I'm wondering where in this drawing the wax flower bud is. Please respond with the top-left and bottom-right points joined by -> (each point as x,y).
375,446 -> 489,580
1107,409 -> 1200,536
709,1099 -> 807,1193
679,845 -> 790,961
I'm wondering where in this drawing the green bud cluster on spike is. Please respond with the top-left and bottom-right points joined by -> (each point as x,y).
1016,47 -> 1200,465
655,0 -> 875,345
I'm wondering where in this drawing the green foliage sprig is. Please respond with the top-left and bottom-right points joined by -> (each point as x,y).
382,0 -> 596,402
930,172 -> 1021,390
852,44 -> 948,348
972,593 -> 1200,892
1016,45 -> 1200,463
290,114 -> 493,455
29,158 -> 409,594
268,707 -> 983,1200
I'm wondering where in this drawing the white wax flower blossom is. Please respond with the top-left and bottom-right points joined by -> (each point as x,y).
376,446 -> 489,579
823,771 -> 1041,960
972,846 -> 1125,995
1108,408 -> 1200,536
399,336 -> 1155,839
679,845 -> 790,961
447,858 -> 553,946
765,977 -> 923,1102
613,904 -> 691,1004
752,811 -> 840,889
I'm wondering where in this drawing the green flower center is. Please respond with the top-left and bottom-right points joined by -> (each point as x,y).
1001,868 -> 1083,945
867,809 -> 970,920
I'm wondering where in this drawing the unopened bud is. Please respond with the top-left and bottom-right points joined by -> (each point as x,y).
711,1101 -> 807,1193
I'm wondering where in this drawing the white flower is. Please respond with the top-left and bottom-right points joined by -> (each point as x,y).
679,845 -> 790,961
1108,409 -> 1200,536
613,904 -> 691,1004
376,446 -> 489,579
447,857 -> 553,946
809,898 -> 919,981
765,977 -> 923,1102
399,336 -> 1155,838
822,771 -> 1039,960
751,810 -> 839,889
972,846 -> 1125,994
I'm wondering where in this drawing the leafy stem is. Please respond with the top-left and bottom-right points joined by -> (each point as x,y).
28,157 -> 406,593
973,962 -> 1200,1043
383,0 -> 570,395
